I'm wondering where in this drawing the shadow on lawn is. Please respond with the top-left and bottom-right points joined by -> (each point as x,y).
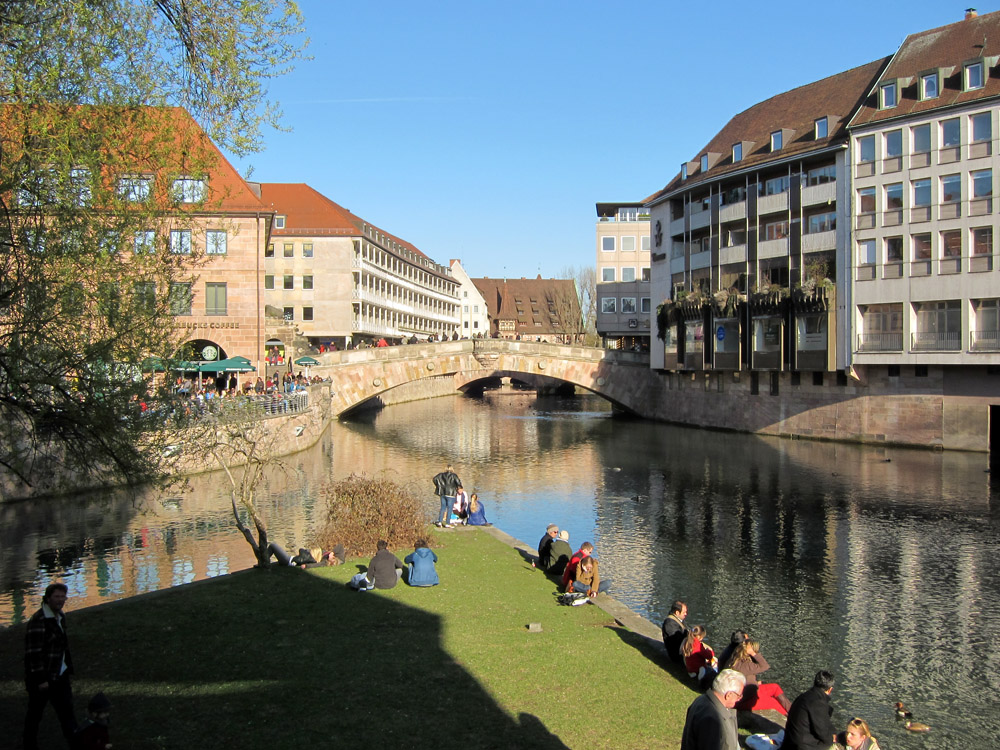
0,568 -> 570,750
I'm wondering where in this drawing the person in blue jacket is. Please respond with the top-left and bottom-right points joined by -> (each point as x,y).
405,540 -> 439,587
466,493 -> 489,525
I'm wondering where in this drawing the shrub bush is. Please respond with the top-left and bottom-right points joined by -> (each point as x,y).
313,474 -> 428,558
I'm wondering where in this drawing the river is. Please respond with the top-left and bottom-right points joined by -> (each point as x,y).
2,391 -> 999,747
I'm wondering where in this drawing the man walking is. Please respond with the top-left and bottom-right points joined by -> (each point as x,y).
24,582 -> 77,750
680,668 -> 745,750
432,463 -> 461,527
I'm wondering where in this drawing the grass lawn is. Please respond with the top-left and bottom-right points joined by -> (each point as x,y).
0,527 -> 698,749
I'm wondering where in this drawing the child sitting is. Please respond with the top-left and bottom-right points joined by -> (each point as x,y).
74,692 -> 112,750
682,625 -> 717,682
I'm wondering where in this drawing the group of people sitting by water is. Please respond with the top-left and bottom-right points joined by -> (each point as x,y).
668,599 -> 882,750
536,523 -> 611,601
346,539 -> 441,590
432,465 -> 490,527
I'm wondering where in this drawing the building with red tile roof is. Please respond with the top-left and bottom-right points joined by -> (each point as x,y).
259,183 -> 459,349
472,276 -> 582,342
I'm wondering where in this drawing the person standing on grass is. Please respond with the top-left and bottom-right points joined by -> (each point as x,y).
24,582 -> 77,750
680,668 -> 746,750
432,463 -> 461,527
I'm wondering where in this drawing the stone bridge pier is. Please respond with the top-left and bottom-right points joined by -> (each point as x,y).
314,340 -> 657,417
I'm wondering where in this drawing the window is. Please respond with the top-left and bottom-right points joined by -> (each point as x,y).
169,282 -> 192,315
601,297 -> 616,313
770,131 -> 782,151
303,307 -> 314,321
264,275 -> 274,290
621,297 -> 637,313
880,81 -> 897,109
858,187 -> 876,213
283,243 -> 294,258
641,267 -> 651,281
283,306 -> 293,322
885,183 -> 903,209
622,267 -> 636,282
807,165 -> 836,185
858,239 -> 877,265
69,167 -> 91,205
762,175 -> 789,195
806,212 -> 836,234
172,178 -> 206,203
885,129 -> 903,157
732,143 -> 743,162
815,117 -> 828,139
941,174 -> 961,204
886,237 -> 903,262
858,135 -> 875,163
117,176 -> 150,202
973,227 -> 993,256
942,118 -> 961,147
973,169 -> 993,198
700,154 -> 708,172
134,230 -> 155,254
913,233 -> 932,260
912,178 -> 931,207
942,230 -> 962,258
206,230 -> 227,255
621,236 -> 636,252
601,236 -> 615,252
474,305 -> 479,313
601,268 -> 615,282
283,274 -> 293,290
302,243 -> 313,258
640,297 -> 651,313
972,112 -> 992,143
265,243 -> 274,258
966,61 -> 984,91
912,124 -> 931,153
722,185 -> 746,205
763,219 -> 788,240
133,282 -> 156,314
205,282 -> 227,315
170,229 -> 192,254
681,163 -> 688,180
641,235 -> 650,252
921,72 -> 938,99
302,275 -> 313,290
275,216 -> 286,229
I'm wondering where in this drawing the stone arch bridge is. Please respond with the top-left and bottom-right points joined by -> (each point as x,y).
314,340 -> 659,417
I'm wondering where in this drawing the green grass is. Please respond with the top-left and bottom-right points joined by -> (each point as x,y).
0,528 -> 698,749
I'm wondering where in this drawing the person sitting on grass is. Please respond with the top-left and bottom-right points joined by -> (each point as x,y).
466,493 -> 489,525
722,638 -> 792,715
682,625 -> 717,682
365,540 -> 404,590
566,554 -> 610,598
547,529 -> 572,575
74,692 -> 112,750
451,485 -> 469,525
561,541 -> 594,589
404,539 -> 439,587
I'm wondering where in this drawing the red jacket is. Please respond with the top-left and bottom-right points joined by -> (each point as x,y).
561,548 -> 590,589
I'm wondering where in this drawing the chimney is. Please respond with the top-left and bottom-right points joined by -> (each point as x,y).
966,7 -> 978,19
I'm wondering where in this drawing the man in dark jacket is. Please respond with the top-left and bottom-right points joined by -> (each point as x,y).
680,668 -> 745,750
781,670 -> 837,750
537,524 -> 558,568
365,540 -> 405,589
432,464 -> 461,527
546,529 -> 573,575
24,582 -> 77,750
661,600 -> 689,663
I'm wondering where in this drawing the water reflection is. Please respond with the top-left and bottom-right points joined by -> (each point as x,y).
1,393 -> 998,746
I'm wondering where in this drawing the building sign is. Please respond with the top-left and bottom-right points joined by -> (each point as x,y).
175,321 -> 242,330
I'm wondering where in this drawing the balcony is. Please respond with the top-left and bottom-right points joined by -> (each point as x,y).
801,181 -> 836,206
758,237 -> 789,259
972,330 -> 1000,351
758,191 -> 788,214
669,216 -> 685,237
857,332 -> 903,352
802,229 -> 836,254
719,200 -> 746,222
689,205 -> 711,231
911,331 -> 961,351
720,244 -> 747,265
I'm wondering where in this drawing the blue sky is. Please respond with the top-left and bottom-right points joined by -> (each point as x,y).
232,1 -> 996,279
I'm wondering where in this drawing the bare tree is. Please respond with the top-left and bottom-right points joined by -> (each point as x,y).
559,265 -> 598,345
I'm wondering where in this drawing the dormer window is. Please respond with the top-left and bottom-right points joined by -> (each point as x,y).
681,163 -> 688,180
275,216 -> 286,229
966,60 -> 985,90
880,81 -> 898,109
814,117 -> 828,139
770,131 -> 782,152
921,72 -> 939,100
700,154 -> 709,172
732,143 -> 743,162
172,177 -> 206,203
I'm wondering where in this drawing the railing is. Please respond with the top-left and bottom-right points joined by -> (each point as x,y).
971,330 -> 1000,351
857,332 -> 903,352
165,391 -> 311,424
911,331 -> 961,351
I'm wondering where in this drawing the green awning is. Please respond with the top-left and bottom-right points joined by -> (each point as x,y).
294,356 -> 320,366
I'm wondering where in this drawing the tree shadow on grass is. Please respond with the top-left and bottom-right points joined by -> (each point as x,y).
0,569 -> 570,749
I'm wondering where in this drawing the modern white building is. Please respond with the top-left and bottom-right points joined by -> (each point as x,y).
449,259 -> 491,337
595,202 -> 652,350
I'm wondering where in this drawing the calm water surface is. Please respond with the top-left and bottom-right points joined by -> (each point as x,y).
2,392 -> 999,748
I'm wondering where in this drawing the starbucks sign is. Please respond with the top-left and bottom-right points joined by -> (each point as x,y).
201,345 -> 218,361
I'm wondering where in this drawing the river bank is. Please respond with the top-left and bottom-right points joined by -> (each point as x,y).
0,526 -> 695,749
